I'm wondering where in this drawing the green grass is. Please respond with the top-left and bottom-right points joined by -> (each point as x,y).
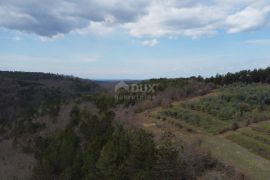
161,106 -> 231,134
154,86 -> 270,179
148,113 -> 270,180
160,84 -> 270,134
251,121 -> 270,134
224,122 -> 270,160
226,132 -> 270,160
239,128 -> 270,145
151,105 -> 270,179
182,84 -> 270,123
202,135 -> 270,180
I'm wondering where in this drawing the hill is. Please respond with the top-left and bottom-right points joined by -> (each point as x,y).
0,71 -> 101,135
1,68 -> 270,180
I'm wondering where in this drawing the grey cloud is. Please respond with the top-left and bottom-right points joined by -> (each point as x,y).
0,0 -> 269,38
0,0 -> 149,37
126,0 -> 270,38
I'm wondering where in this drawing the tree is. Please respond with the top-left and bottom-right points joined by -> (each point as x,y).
97,127 -> 130,179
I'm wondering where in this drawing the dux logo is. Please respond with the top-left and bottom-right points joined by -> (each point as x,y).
115,81 -> 156,93
115,81 -> 129,92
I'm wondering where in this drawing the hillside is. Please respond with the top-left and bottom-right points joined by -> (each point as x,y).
131,83 -> 270,180
0,71 -> 101,136
0,71 -> 103,179
0,72 -> 232,179
1,68 -> 270,180
113,67 -> 270,180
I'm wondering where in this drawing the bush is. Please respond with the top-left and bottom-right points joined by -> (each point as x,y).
231,122 -> 239,131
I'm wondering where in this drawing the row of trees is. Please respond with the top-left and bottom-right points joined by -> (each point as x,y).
206,67 -> 270,85
144,67 -> 270,95
0,70 -> 88,81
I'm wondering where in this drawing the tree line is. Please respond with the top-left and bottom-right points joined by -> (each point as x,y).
205,67 -> 270,85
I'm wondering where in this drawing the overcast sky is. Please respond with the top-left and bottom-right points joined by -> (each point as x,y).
0,0 -> 270,79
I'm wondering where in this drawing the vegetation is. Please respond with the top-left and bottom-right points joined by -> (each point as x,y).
160,83 -> 270,134
130,80 -> 215,113
2,68 -> 270,179
206,67 -> 270,85
146,76 -> 206,91
0,70 -> 100,137
147,67 -> 270,91
162,107 -> 230,133
226,133 -> 270,160
251,121 -> 270,133
225,121 -> 270,160
32,100 -> 228,180
184,84 -> 270,121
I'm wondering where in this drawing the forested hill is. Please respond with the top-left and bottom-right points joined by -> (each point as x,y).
0,71 -> 100,93
0,71 -> 101,134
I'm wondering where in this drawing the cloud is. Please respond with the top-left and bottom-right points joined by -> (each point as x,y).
0,0 -> 270,39
142,39 -> 159,47
125,1 -> 225,38
73,15 -> 116,35
125,0 -> 270,38
226,7 -> 268,33
0,0 -> 149,37
39,34 -> 64,42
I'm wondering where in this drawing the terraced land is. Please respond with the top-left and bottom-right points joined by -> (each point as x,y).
161,106 -> 232,134
225,121 -> 270,160
149,84 -> 270,179
140,109 -> 270,180
160,84 -> 270,134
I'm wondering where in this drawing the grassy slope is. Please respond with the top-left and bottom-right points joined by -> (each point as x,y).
163,106 -> 232,133
225,122 -> 270,160
134,94 -> 270,180
202,135 -> 270,180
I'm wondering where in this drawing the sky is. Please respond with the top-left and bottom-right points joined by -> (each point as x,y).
0,0 -> 270,80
